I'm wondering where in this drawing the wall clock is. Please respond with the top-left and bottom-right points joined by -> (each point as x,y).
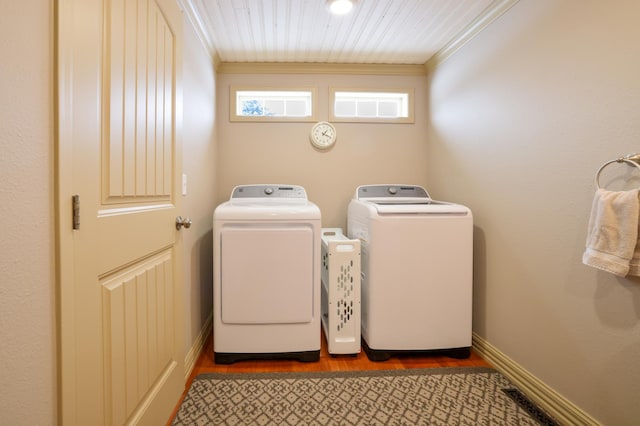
309,121 -> 337,150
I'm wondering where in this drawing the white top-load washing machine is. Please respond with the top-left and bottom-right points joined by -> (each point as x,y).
347,184 -> 473,361
213,184 -> 321,364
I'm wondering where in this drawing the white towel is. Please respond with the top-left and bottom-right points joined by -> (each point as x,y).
582,188 -> 640,277
627,219 -> 640,276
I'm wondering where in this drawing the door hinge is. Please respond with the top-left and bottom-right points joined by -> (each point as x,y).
72,195 -> 80,230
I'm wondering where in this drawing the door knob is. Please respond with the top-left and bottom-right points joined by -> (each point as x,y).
176,216 -> 192,230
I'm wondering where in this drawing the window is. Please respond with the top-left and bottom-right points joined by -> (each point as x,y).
230,87 -> 317,122
330,88 -> 414,123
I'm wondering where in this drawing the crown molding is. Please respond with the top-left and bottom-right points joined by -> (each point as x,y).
425,0 -> 520,73
217,62 -> 427,76
179,0 -> 224,72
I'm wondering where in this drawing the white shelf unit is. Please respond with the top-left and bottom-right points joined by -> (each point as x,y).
320,228 -> 361,354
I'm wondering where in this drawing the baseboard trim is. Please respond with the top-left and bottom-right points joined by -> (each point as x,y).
472,333 -> 600,426
183,313 -> 212,381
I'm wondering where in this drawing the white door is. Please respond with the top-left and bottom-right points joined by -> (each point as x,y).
57,0 -> 185,424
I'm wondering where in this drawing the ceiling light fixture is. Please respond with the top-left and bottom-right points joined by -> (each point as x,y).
328,0 -> 353,15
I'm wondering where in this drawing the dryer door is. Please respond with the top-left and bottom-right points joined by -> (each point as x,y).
220,224 -> 314,324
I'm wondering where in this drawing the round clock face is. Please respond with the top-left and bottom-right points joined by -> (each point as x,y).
310,121 -> 337,150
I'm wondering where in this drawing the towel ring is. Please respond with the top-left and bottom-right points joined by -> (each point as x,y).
595,153 -> 640,189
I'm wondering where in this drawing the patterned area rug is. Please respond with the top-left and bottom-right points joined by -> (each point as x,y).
172,367 -> 545,425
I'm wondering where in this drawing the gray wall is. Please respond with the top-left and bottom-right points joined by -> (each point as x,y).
427,1 -> 640,424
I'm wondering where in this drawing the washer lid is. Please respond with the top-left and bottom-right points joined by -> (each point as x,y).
373,201 -> 469,215
354,184 -> 469,215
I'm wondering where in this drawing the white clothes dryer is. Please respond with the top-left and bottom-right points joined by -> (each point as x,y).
347,185 -> 473,361
213,184 -> 321,364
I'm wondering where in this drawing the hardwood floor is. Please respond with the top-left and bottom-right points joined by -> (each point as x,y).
167,330 -> 490,423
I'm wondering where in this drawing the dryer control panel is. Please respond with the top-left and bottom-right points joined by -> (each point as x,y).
231,184 -> 308,199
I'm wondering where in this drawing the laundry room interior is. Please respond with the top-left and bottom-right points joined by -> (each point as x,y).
3,0 -> 640,425
184,1 -> 640,424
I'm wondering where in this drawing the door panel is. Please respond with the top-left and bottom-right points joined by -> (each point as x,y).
103,0 -> 174,204
102,250 -> 175,425
97,206 -> 174,275
57,0 -> 184,424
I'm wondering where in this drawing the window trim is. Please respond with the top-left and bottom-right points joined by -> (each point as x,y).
230,86 -> 318,122
329,87 -> 414,123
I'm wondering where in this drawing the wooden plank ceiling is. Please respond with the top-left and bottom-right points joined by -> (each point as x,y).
181,0 -> 504,65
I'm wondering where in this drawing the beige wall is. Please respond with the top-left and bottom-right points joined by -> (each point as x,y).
428,1 -> 640,424
216,73 -> 430,229
0,0 -> 56,424
181,14 -> 218,359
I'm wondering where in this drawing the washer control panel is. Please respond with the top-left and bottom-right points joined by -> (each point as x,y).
231,184 -> 308,199
356,185 -> 429,200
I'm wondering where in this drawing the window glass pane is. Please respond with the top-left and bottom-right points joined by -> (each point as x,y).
264,99 -> 285,115
233,89 -> 315,120
357,101 -> 377,117
335,101 -> 356,116
285,100 -> 308,116
378,101 -> 399,117
332,90 -> 412,122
